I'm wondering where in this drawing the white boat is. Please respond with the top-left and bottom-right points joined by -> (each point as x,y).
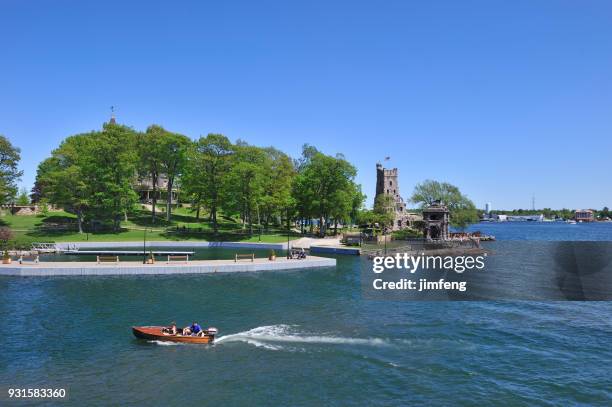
566,220 -> 577,225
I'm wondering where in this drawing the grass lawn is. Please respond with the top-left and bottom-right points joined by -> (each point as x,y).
1,209 -> 300,246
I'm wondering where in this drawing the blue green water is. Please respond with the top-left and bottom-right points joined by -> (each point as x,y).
466,221 -> 612,241
1,224 -> 612,405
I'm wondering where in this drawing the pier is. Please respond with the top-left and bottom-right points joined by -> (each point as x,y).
0,255 -> 336,277
63,250 -> 195,256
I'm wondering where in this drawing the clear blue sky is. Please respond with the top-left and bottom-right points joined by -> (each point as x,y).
1,0 -> 611,210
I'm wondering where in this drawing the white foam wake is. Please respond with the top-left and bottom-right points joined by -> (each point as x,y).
148,340 -> 184,346
214,325 -> 389,350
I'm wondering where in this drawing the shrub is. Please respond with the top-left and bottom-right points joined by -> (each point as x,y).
392,228 -> 422,240
0,227 -> 13,250
10,235 -> 37,251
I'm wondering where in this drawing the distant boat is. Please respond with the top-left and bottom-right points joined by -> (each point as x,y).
566,220 -> 577,225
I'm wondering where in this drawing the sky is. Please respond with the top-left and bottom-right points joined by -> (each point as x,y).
1,0 -> 611,210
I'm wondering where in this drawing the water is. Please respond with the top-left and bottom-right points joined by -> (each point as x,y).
1,224 -> 612,405
465,221 -> 612,241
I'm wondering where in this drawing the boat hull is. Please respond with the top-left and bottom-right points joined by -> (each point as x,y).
132,326 -> 215,344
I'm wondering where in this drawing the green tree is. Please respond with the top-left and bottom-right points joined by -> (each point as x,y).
222,144 -> 268,235
181,143 -> 207,220
137,125 -> 166,223
86,123 -> 139,230
36,124 -> 139,232
30,156 -> 57,203
183,134 -> 233,232
293,149 -> 358,237
373,194 -> 396,231
156,129 -> 192,222
0,135 -> 23,204
259,147 -> 295,230
34,135 -> 93,233
16,187 -> 29,205
411,179 -> 479,229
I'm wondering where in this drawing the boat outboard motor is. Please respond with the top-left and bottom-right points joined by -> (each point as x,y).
206,327 -> 218,339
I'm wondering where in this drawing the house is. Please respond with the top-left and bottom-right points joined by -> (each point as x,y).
575,209 -> 594,222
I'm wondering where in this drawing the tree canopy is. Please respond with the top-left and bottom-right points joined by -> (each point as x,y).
0,135 -> 23,204
32,124 -> 367,236
411,179 -> 479,229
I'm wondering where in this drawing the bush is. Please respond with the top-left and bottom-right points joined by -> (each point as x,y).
10,235 -> 38,251
392,228 -> 422,240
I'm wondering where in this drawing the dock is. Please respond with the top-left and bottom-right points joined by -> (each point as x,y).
63,250 -> 195,256
0,256 -> 336,277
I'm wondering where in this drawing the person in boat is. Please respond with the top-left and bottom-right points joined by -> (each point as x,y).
190,321 -> 204,337
162,322 -> 178,335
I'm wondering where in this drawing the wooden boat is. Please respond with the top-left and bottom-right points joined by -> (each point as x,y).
132,326 -> 217,344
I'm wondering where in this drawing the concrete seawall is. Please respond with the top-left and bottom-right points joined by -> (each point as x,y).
0,256 -> 336,277
56,241 -> 289,250
310,246 -> 361,255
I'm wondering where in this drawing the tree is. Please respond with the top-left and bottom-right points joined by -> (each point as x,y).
0,135 -> 23,204
34,136 -> 93,233
183,134 -> 233,232
138,126 -> 166,223
222,144 -> 268,235
157,130 -> 192,222
35,124 -> 139,232
85,123 -> 139,230
373,194 -> 395,231
411,179 -> 479,229
181,143 -> 207,220
30,156 -> 57,203
293,149 -> 358,237
16,187 -> 29,205
259,147 -> 295,230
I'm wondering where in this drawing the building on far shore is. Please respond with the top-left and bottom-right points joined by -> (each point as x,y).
575,209 -> 594,222
134,174 -> 179,205
375,163 -> 421,231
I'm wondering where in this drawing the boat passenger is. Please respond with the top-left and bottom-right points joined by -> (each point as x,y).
182,326 -> 192,336
190,322 -> 203,337
162,322 -> 178,335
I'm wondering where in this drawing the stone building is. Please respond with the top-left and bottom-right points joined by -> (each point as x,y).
375,163 -> 420,231
422,200 -> 450,240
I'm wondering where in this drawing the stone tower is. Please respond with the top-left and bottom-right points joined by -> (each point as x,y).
375,163 -> 411,230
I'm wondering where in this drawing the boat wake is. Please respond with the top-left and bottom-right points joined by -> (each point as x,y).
214,325 -> 389,351
148,340 -> 184,346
